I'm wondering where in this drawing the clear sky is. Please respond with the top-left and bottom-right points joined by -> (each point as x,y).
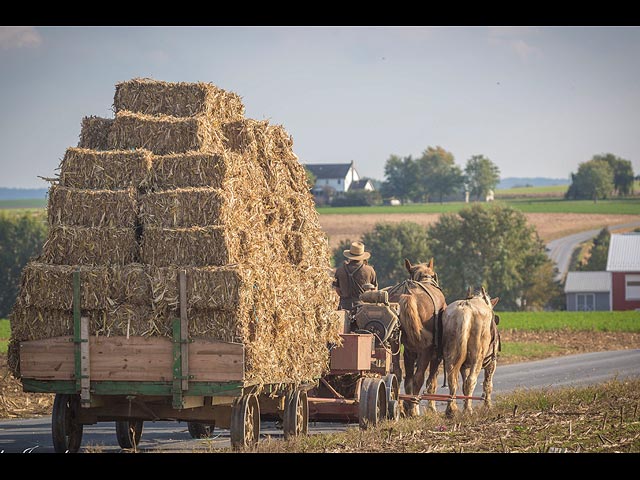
1,26 -> 639,188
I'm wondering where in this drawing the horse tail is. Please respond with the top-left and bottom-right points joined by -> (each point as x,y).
399,294 -> 423,347
454,307 -> 473,368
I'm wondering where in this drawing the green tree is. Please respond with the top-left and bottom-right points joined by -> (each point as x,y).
304,166 -> 317,190
0,212 -> 48,317
579,227 -> 610,271
592,153 -> 635,196
426,204 -> 558,310
566,159 -> 614,202
332,222 -> 431,287
416,146 -> 465,203
380,155 -> 419,204
464,155 -> 500,201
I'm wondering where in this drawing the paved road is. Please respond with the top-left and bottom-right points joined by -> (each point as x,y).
546,220 -> 640,281
1,349 -> 638,453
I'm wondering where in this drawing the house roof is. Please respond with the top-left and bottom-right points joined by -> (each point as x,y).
606,233 -> 640,272
349,179 -> 372,190
305,163 -> 353,179
564,271 -> 611,293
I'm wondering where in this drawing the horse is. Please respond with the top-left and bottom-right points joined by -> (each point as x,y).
441,286 -> 500,417
385,258 -> 447,416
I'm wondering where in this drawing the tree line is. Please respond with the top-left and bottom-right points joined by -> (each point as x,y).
333,203 -> 564,311
307,148 -> 635,207
379,147 -> 500,204
565,153 -> 635,202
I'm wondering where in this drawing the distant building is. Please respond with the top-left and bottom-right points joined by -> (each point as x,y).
606,233 -> 640,311
564,271 -> 611,311
305,161 -> 360,194
305,161 -> 373,205
348,179 -> 375,192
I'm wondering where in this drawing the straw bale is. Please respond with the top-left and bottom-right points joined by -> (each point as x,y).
148,265 -> 247,314
222,119 -> 295,159
78,116 -> 113,150
141,186 -> 265,229
148,151 -> 233,190
140,226 -> 237,267
40,225 -> 138,265
8,302 -> 157,341
147,150 -> 268,193
10,78 -> 342,386
47,185 -> 137,228
110,263 -> 150,305
140,188 -> 224,227
108,111 -> 225,155
14,262 -> 149,311
58,148 -> 152,189
114,78 -> 245,120
18,262 -> 112,310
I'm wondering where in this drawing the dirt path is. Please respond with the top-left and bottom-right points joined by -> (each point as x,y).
319,212 -> 639,251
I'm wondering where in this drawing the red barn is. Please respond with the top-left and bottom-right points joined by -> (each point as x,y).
606,233 -> 640,311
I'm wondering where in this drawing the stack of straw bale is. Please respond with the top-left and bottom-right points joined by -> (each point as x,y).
9,78 -> 339,386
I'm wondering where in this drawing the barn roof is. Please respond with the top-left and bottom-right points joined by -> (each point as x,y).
564,271 -> 611,293
606,233 -> 640,272
304,163 -> 353,179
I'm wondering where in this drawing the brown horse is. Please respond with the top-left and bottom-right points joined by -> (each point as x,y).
441,286 -> 500,417
386,258 -> 447,416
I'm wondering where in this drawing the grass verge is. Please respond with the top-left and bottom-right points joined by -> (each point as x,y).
233,378 -> 640,453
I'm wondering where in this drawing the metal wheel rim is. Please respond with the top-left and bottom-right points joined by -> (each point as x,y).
385,374 -> 400,420
366,380 -> 387,426
284,389 -> 309,438
297,391 -> 308,435
245,395 -> 259,447
231,394 -> 260,449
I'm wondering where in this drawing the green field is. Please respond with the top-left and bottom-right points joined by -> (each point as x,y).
0,199 -> 46,209
318,197 -> 640,216
1,193 -> 639,216
498,310 -> 640,332
0,319 -> 10,354
495,184 -> 568,197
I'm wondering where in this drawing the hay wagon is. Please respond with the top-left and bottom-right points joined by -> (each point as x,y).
18,271 -> 313,452
307,292 -> 402,429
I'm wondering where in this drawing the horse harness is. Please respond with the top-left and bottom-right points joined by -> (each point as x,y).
386,276 -> 445,354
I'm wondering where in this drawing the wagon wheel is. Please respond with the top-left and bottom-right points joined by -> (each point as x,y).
384,373 -> 400,421
282,389 -> 309,439
52,394 -> 84,453
115,419 -> 144,449
359,378 -> 387,429
230,394 -> 260,450
187,422 -> 216,439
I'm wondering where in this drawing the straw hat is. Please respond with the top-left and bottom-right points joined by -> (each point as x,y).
343,241 -> 370,260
